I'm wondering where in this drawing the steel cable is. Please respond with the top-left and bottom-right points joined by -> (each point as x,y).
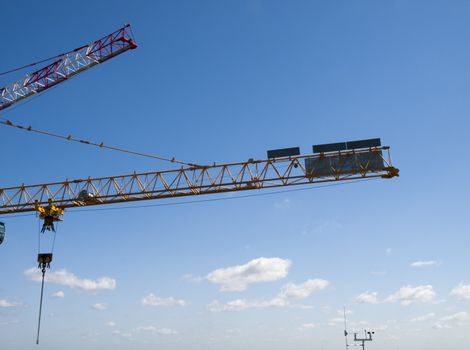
0,118 -> 201,167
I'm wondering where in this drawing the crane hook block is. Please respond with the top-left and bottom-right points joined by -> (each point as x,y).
38,253 -> 53,270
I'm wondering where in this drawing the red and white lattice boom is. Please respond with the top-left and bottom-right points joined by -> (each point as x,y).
0,25 -> 137,111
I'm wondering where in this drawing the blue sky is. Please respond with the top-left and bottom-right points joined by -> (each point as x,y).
1,1 -> 470,349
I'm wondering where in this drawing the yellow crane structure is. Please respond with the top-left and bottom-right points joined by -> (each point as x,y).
0,23 -> 399,230
0,143 -> 398,223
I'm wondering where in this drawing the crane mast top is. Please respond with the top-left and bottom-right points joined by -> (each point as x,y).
0,25 -> 136,111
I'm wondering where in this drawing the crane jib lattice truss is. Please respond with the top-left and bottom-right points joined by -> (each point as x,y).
0,147 -> 398,215
0,25 -> 136,111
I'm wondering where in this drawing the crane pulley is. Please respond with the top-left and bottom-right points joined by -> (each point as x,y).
36,200 -> 64,232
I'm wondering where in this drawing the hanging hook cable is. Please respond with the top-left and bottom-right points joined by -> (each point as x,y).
35,212 -> 55,345
37,218 -> 41,255
35,253 -> 53,345
51,222 -> 58,254
36,266 -> 46,345
0,118 -> 202,167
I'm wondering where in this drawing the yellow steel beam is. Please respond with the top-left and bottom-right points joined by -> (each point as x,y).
0,147 -> 398,215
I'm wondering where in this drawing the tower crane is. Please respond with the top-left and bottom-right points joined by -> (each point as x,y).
0,141 -> 398,222
0,25 -> 136,111
0,24 -> 398,228
0,25 -> 399,344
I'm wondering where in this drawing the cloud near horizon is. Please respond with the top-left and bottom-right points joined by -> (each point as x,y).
279,279 -> 330,299
410,313 -> 436,322
205,257 -> 291,292
92,303 -> 109,311
24,267 -> 116,292
141,293 -> 187,307
51,291 -> 65,298
0,299 -> 18,308
356,285 -> 436,306
434,312 -> 470,329
208,297 -> 288,312
450,283 -> 470,300
385,285 -> 436,306
135,326 -> 178,335
410,260 -> 439,268
208,277 -> 329,312
356,291 -> 379,304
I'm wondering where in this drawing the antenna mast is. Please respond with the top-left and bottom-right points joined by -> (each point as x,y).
343,307 -> 349,350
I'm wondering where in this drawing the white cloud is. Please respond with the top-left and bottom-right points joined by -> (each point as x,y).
299,323 -> 318,330
207,276 -> 329,312
433,323 -> 450,330
205,257 -> 291,292
92,303 -> 109,311
450,283 -> 470,300
356,291 -> 379,304
141,293 -> 187,307
135,326 -> 177,335
385,285 -> 436,306
112,330 -> 132,338
0,320 -> 20,326
410,313 -> 436,322
51,291 -> 65,298
439,312 -> 469,323
279,279 -> 330,299
410,260 -> 439,268
434,312 -> 470,329
107,321 -> 116,327
386,248 -> 392,255
328,317 -> 345,327
338,309 -> 353,316
369,270 -> 387,277
208,297 -> 288,312
182,274 -> 204,283
225,328 -> 241,335
24,268 -> 116,292
0,299 -> 17,308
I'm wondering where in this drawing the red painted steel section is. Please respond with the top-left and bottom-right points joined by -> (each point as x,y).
23,25 -> 136,89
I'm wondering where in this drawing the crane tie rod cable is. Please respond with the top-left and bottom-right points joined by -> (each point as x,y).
0,48 -> 82,77
0,23 -> 137,77
0,118 -> 201,167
